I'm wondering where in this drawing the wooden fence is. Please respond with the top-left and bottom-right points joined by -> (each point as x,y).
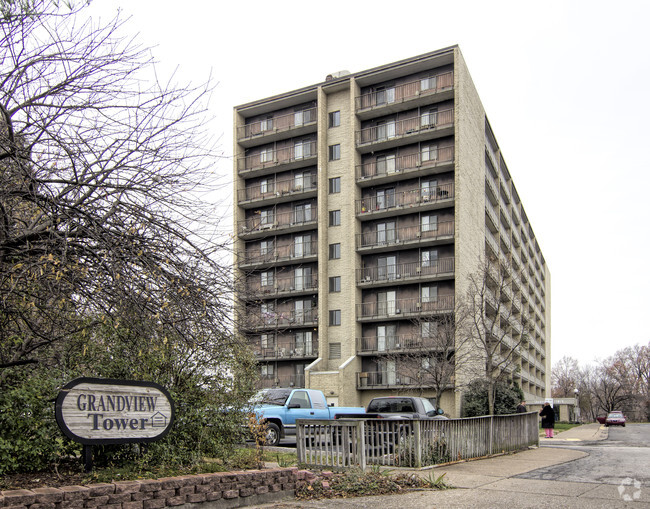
296,412 -> 539,470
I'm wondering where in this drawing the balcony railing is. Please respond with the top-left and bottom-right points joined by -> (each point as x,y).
356,108 -> 454,147
248,273 -> 318,296
356,183 -> 454,216
239,240 -> 318,266
238,176 -> 317,204
357,334 -> 447,354
238,141 -> 317,174
238,208 -> 318,235
357,371 -> 439,388
257,374 -> 305,389
357,257 -> 454,284
357,220 -> 454,250
356,71 -> 454,112
238,107 -> 317,140
245,309 -> 318,329
357,295 -> 455,320
357,146 -> 454,182
252,341 -> 318,359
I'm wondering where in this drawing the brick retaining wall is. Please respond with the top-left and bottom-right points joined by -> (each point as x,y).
0,468 -> 315,509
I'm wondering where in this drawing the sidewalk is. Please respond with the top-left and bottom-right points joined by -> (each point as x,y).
261,424 -> 650,508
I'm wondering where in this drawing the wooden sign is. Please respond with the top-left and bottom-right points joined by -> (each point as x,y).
55,378 -> 175,445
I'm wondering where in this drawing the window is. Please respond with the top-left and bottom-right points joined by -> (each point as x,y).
376,120 -> 396,141
260,147 -> 273,163
375,86 -> 395,105
378,255 -> 397,280
329,110 -> 340,127
376,188 -> 395,209
377,324 -> 397,351
421,321 -> 438,338
421,214 -> 438,232
294,140 -> 312,159
261,364 -> 274,376
421,144 -> 438,163
288,390 -> 310,408
329,177 -> 341,194
421,249 -> 438,268
329,276 -> 341,292
294,203 -> 312,223
329,144 -> 340,161
376,154 -> 396,175
329,310 -> 341,326
294,171 -> 310,191
329,342 -> 341,359
295,267 -> 311,291
261,271 -> 274,287
377,221 -> 396,244
260,239 -> 273,255
329,210 -> 341,226
260,334 -> 274,349
260,116 -> 273,132
421,108 -> 438,128
294,108 -> 313,127
420,76 -> 437,92
294,234 -> 312,258
378,290 -> 396,315
421,179 -> 438,201
421,285 -> 438,303
329,243 -> 341,260
260,178 -> 270,194
261,302 -> 275,324
295,331 -> 313,355
260,209 -> 274,226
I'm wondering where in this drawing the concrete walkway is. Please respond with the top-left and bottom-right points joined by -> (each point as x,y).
260,424 -> 650,508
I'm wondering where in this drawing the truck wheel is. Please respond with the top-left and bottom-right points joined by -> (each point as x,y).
266,423 -> 281,446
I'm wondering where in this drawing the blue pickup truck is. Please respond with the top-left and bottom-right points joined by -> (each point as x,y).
254,388 -> 364,446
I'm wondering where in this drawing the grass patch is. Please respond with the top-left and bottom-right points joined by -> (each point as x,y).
296,469 -> 450,500
539,421 -> 581,437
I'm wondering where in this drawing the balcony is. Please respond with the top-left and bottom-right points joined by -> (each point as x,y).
357,295 -> 455,321
357,220 -> 454,252
252,341 -> 318,361
238,240 -> 317,268
237,141 -> 317,177
485,229 -> 499,256
356,108 -> 454,153
238,209 -> 318,239
238,107 -> 317,147
357,334 -> 449,355
356,146 -> 454,185
247,273 -> 318,299
237,177 -> 317,208
356,183 -> 454,219
257,374 -> 305,389
245,308 -> 318,330
357,257 -> 454,287
357,371 -> 442,389
355,71 -> 454,119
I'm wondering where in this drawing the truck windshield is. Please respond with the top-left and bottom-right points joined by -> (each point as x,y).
254,388 -> 292,406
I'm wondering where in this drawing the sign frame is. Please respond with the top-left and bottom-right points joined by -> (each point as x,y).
55,377 -> 175,446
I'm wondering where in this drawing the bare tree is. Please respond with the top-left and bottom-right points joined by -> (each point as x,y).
463,256 -> 532,415
552,355 -> 580,397
0,2 -> 236,375
388,304 -> 471,408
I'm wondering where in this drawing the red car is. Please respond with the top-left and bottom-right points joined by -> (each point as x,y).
605,411 -> 626,427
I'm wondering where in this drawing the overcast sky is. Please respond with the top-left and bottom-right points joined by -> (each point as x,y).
88,0 -> 650,367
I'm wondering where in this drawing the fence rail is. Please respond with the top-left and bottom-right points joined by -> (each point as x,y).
296,412 -> 539,470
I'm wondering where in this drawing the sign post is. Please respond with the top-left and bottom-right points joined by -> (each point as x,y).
55,378 -> 175,472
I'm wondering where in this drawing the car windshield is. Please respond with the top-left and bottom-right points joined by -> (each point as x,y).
253,388 -> 292,406
607,412 -> 623,418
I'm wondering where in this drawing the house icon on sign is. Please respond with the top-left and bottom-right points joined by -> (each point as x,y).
151,412 -> 167,428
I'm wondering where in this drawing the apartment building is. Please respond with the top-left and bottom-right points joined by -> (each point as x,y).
233,46 -> 551,417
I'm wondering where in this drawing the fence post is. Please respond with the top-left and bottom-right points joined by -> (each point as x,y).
358,420 -> 366,470
413,420 -> 422,468
488,415 -> 494,456
297,421 -> 304,465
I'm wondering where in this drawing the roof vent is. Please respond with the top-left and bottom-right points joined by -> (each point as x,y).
325,70 -> 351,81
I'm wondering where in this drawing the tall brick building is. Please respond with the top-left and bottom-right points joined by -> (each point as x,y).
233,46 -> 550,416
